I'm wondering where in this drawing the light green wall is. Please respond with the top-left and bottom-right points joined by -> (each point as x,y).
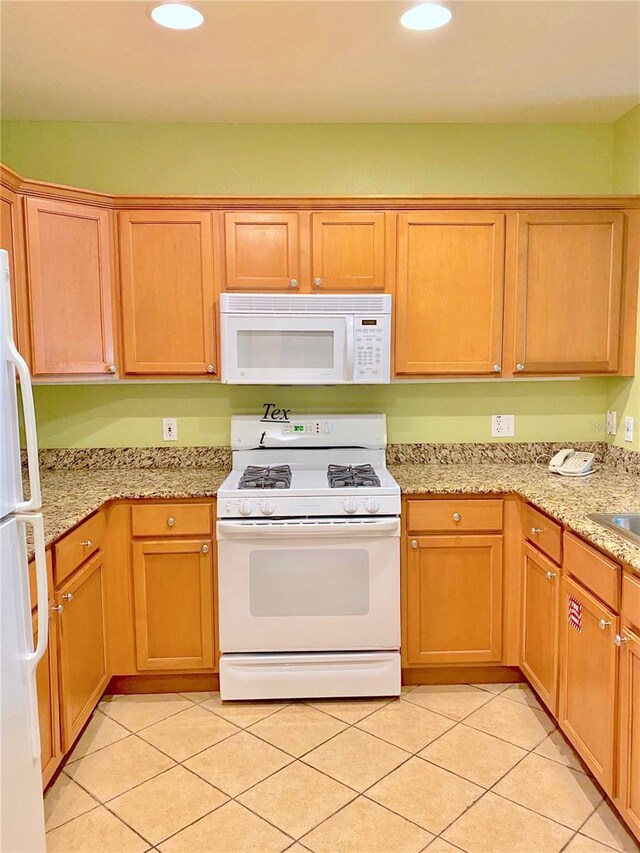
1,118 -> 637,449
0,121 -> 615,195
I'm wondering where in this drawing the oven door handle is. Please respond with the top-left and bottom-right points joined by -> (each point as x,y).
217,518 -> 400,538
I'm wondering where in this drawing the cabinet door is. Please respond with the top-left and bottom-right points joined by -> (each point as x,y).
119,211 -> 216,375
513,211 -> 624,374
33,608 -> 62,788
395,212 -> 505,375
559,575 -> 618,793
132,539 -> 214,671
406,534 -> 503,665
24,197 -> 115,376
310,212 -> 386,291
617,627 -> 640,839
223,212 -> 301,291
1,185 -> 28,351
57,552 -> 109,752
520,543 -> 560,714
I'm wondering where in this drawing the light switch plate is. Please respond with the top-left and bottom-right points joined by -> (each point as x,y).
624,416 -> 635,443
606,411 -> 617,436
491,414 -> 515,437
163,418 -> 178,441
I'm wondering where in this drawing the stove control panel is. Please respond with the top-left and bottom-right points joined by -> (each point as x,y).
282,421 -> 332,436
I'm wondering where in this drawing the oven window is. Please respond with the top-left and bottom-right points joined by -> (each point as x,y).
237,330 -> 334,369
249,548 -> 369,617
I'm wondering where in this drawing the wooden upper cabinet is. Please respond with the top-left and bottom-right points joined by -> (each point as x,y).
1,185 -> 28,353
310,212 -> 386,291
223,211 -> 301,291
118,211 -> 216,375
512,211 -> 625,374
24,198 -> 115,376
395,212 -> 505,375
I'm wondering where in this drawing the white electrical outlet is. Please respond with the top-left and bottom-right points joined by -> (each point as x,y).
163,418 -> 178,441
606,410 -> 617,436
624,416 -> 635,443
491,414 -> 515,438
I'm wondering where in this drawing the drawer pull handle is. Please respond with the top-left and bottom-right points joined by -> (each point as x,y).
453,513 -> 461,522
598,619 -> 612,630
411,539 -> 419,549
50,604 -> 63,613
81,539 -> 93,547
531,527 -> 542,535
167,517 -> 175,527
545,571 -> 556,580
61,592 -> 73,602
201,544 -> 209,554
614,634 -> 629,646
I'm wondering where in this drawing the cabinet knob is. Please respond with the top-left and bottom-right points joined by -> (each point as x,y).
201,544 -> 209,554
516,363 -> 525,372
313,277 -> 322,288
530,527 -> 542,536
289,278 -> 299,289
108,364 -> 117,374
493,364 -> 501,373
166,517 -> 175,527
81,539 -> 93,548
50,604 -> 63,613
598,619 -> 612,630
206,364 -> 214,373
61,592 -> 74,602
545,571 -> 557,580
614,634 -> 629,646
411,539 -> 419,549
453,512 -> 461,522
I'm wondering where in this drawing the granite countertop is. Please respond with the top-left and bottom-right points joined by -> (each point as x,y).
30,460 -> 640,572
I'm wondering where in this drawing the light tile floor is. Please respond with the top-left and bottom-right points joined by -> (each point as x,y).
44,683 -> 640,853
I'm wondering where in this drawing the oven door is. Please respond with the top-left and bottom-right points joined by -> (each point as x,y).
221,314 -> 352,384
217,517 -> 400,652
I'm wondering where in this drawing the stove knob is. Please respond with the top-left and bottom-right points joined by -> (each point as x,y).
238,500 -> 252,516
365,498 -> 380,514
344,498 -> 358,514
260,499 -> 275,516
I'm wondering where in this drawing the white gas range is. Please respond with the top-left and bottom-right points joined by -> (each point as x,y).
216,414 -> 401,701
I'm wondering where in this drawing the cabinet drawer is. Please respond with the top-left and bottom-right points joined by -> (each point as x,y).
131,503 -> 212,538
53,512 -> 105,587
564,532 -> 620,611
523,504 -> 562,564
29,550 -> 54,611
406,499 -> 503,533
622,573 -> 640,630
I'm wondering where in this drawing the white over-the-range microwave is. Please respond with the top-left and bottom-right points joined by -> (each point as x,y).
219,293 -> 391,384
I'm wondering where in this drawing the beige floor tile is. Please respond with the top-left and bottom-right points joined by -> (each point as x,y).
533,729 -> 590,773
356,698 -> 455,753
501,682 -> 544,709
401,684 -> 417,694
566,835 -> 628,853
201,694 -> 289,728
493,752 -> 602,830
463,695 -> 556,750
402,684 -> 494,721
418,723 -> 527,788
470,682 -> 512,695
424,840 -> 465,852
108,765 -> 227,845
301,796 -> 432,853
306,697 -> 391,724
64,735 -> 174,802
44,774 -> 98,831
581,801 -> 640,852
179,690 -> 218,704
158,800 -> 291,853
237,761 -> 356,838
67,710 -> 130,762
367,756 -> 483,834
442,791 -> 573,853
302,727 -> 409,792
137,704 -> 239,761
248,703 -> 346,757
184,730 -> 293,796
45,805 -> 149,853
99,693 -> 192,732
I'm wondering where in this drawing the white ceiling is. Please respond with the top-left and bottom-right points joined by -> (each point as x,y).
1,0 -> 639,122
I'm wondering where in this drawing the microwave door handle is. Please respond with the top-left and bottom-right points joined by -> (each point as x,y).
345,317 -> 355,381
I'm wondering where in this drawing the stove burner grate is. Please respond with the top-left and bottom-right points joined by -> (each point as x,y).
238,465 -> 292,490
327,464 -> 381,488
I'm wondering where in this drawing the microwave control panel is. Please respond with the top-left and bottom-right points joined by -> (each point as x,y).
354,317 -> 389,382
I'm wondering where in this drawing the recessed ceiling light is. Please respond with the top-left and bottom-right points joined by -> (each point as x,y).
149,2 -> 204,30
400,3 -> 452,30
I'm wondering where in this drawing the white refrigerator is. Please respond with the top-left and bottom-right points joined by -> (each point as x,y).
0,248 -> 48,852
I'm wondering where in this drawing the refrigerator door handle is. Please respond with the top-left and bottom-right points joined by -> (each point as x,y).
8,338 -> 41,512
15,512 -> 48,669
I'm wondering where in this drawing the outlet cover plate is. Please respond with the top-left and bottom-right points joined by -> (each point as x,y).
624,416 -> 635,443
163,418 -> 178,441
606,411 -> 617,436
492,414 -> 515,438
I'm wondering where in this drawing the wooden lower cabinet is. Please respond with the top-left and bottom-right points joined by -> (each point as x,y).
520,543 -> 560,713
56,551 -> 109,752
617,626 -> 640,838
33,607 -> 62,787
558,575 -> 619,793
405,534 -> 503,665
132,538 -> 215,671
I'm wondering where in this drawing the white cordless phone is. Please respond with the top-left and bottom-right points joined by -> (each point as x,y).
548,449 -> 595,477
